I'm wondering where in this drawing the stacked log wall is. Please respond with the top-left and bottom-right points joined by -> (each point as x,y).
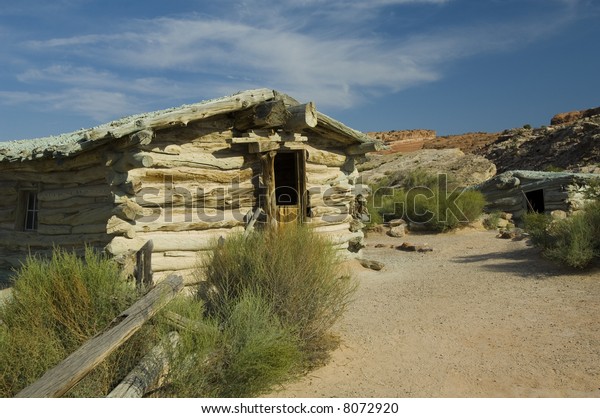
0,150 -> 114,271
105,118 -> 257,283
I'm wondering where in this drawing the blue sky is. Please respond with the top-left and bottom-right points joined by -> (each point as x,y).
1,0 -> 599,141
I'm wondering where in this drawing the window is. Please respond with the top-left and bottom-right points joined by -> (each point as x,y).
19,190 -> 39,231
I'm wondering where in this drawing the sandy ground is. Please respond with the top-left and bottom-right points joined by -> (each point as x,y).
268,228 -> 600,398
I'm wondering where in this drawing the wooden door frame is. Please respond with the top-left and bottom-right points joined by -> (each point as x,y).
260,149 -> 307,227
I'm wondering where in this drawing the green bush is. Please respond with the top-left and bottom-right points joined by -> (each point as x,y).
524,201 -> 600,268
483,211 -> 502,230
367,171 -> 486,231
201,226 -> 356,348
213,292 -> 301,397
0,247 -> 147,397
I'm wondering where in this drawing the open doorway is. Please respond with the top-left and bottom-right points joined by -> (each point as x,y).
273,151 -> 305,225
525,189 -> 545,213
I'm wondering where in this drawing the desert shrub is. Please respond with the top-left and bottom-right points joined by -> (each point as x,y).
390,168 -> 440,190
366,170 -> 485,230
367,182 -> 407,224
483,211 -> 502,229
202,226 -> 356,349
523,212 -> 553,247
524,201 -> 600,268
0,247 -> 147,397
158,292 -> 301,398
412,188 -> 486,232
212,292 -> 301,397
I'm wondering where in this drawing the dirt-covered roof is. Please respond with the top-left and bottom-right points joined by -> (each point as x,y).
0,88 -> 377,163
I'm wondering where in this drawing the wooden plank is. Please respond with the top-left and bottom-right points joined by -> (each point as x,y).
15,275 -> 184,398
107,331 -> 179,398
135,240 -> 154,288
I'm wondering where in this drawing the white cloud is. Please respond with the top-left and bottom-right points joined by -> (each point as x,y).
5,0 -> 586,123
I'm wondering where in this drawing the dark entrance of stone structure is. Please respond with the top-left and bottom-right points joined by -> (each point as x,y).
525,189 -> 545,213
273,151 -> 306,225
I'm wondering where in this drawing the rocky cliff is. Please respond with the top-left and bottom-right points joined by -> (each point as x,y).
367,129 -> 435,154
476,114 -> 600,173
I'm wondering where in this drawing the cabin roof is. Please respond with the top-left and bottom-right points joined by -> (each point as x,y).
0,88 -> 380,163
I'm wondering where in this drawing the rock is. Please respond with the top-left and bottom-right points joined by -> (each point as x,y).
387,225 -> 406,238
500,212 -> 513,221
396,242 -> 432,252
551,210 -> 568,220
388,218 -> 407,227
497,228 -> 526,240
374,243 -> 387,248
350,219 -> 365,232
358,258 -> 385,271
496,218 -> 510,229
359,148 -> 497,188
551,106 -> 600,125
348,236 -> 366,253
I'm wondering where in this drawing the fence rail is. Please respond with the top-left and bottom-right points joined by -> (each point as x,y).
16,274 -> 183,398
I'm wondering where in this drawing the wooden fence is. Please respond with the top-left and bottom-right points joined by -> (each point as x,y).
16,241 -> 183,398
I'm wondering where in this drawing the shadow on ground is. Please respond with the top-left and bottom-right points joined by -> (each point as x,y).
451,243 -> 600,279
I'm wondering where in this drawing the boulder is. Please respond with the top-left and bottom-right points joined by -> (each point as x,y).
396,242 -> 433,252
387,225 -> 406,238
358,259 -> 385,271
388,218 -> 407,227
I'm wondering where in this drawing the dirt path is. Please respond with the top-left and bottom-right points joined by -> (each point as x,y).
269,228 -> 600,397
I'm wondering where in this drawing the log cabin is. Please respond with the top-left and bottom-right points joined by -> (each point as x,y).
0,88 -> 384,284
476,170 -> 600,220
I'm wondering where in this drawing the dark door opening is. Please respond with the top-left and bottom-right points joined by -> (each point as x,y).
274,152 -> 299,206
272,151 -> 306,225
525,189 -> 545,213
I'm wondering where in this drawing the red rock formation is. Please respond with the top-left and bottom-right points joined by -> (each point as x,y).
367,129 -> 435,154
550,106 -> 600,125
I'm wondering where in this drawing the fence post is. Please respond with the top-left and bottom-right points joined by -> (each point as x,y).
15,274 -> 183,398
135,240 -> 154,289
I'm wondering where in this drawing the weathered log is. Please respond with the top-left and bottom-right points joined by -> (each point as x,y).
0,208 -> 15,223
16,274 -> 184,398
141,167 -> 254,184
306,148 -> 347,167
71,224 -> 107,235
284,102 -> 318,131
112,152 -> 154,173
107,331 -> 179,398
147,151 -> 246,171
41,195 -> 111,209
105,236 -> 148,257
147,229 -> 242,252
0,232 -> 110,251
107,216 -> 136,238
38,185 -> 112,202
38,205 -> 112,226
114,198 -> 146,221
260,151 -> 277,228
134,184 -> 255,208
313,111 -> 372,144
135,240 -> 154,288
234,99 -> 289,131
0,166 -> 105,185
133,209 -> 247,233
37,225 -> 73,236
346,141 -> 385,155
152,253 -> 204,272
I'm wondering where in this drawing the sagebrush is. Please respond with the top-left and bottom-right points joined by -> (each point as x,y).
0,247 -> 150,397
524,201 -> 600,268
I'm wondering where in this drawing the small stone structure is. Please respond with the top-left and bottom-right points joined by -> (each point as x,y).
475,170 -> 600,220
